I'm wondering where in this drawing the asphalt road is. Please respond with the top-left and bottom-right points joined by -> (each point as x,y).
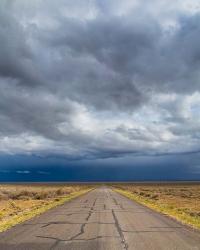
0,187 -> 200,250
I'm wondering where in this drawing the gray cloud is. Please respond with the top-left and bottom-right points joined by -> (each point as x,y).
0,0 -> 200,159
41,9 -> 200,96
0,2 -> 43,87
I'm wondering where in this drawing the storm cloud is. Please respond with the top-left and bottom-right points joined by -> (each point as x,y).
0,0 -> 200,163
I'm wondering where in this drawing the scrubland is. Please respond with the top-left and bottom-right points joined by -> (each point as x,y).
114,183 -> 200,229
0,184 -> 92,232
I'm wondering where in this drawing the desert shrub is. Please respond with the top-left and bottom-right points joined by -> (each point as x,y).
150,194 -> 159,200
138,192 -> 145,196
189,211 -> 200,217
9,190 -> 38,200
0,185 -> 88,201
34,191 -> 51,200
0,193 -> 7,200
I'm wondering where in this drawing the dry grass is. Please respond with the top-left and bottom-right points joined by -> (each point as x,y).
113,183 -> 200,229
0,184 -> 93,232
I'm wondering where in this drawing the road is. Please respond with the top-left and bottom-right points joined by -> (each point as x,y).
0,187 -> 200,250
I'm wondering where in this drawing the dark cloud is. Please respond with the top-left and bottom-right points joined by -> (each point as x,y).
0,2 -> 44,87
0,0 -> 199,162
41,10 -> 200,97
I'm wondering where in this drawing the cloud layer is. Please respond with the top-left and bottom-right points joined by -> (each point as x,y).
0,0 -> 200,160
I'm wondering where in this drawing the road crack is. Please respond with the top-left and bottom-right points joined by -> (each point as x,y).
112,197 -> 124,210
69,198 -> 97,240
112,209 -> 128,250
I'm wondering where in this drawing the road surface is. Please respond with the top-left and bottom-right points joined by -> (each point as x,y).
0,187 -> 200,249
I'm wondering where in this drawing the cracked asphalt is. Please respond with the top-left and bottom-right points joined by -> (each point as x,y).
0,187 -> 200,250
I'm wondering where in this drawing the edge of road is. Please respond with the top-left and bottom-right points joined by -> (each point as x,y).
113,188 -> 200,234
0,187 -> 95,233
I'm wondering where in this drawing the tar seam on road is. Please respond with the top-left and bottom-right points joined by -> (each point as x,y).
112,209 -> 129,250
69,198 -> 97,241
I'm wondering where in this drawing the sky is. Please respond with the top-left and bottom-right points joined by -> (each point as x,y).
0,0 -> 200,181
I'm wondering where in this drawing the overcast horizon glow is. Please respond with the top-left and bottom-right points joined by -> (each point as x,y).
0,0 -> 200,181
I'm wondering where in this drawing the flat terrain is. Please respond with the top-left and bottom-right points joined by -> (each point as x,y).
0,187 -> 200,249
114,183 -> 200,229
0,184 -> 92,232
